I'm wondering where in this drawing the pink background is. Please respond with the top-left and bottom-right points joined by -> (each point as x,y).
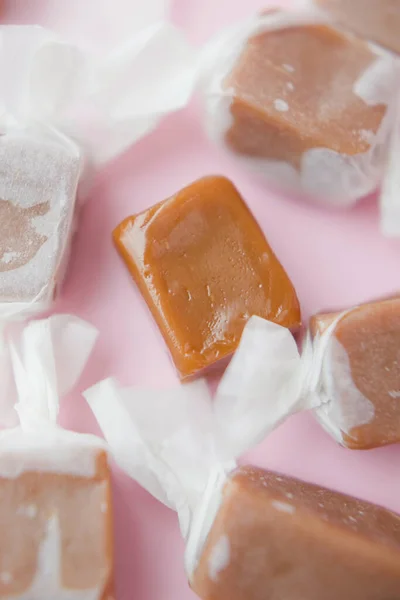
3,1 -> 400,599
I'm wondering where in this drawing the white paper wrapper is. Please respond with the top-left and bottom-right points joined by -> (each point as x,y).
0,314 -> 104,474
84,319 -> 340,579
0,18 -> 195,312
85,378 -> 235,577
299,0 -> 400,236
0,316 -> 111,600
380,90 -> 400,237
0,129 -> 82,308
0,23 -> 195,167
199,9 -> 399,208
9,315 -> 97,427
217,311 -> 385,449
87,309 -> 388,575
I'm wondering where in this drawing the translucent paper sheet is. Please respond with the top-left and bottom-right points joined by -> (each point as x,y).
0,315 -> 111,599
84,317 -> 335,578
85,310 -> 384,576
0,20 -> 195,166
0,314 -> 104,476
199,9 -> 399,208
0,13 -> 196,311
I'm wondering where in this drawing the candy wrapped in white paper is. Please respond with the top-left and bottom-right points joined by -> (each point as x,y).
84,300 -> 400,594
214,314 -> 348,444
0,315 -> 114,599
86,365 -> 400,600
0,130 -> 81,306
199,8 -> 399,208
0,19 -> 195,311
84,338 -> 309,582
211,298 -> 400,451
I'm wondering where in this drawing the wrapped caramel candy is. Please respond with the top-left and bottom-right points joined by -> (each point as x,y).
203,296 -> 400,450
315,0 -> 400,55
0,315 -> 114,599
0,23 -> 194,313
193,466 -> 400,600
0,132 -> 81,305
200,10 -> 399,207
311,298 -> 400,449
114,176 -> 301,380
85,373 -> 400,600
0,431 -> 113,600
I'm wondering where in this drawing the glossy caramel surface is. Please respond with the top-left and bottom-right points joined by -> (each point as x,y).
114,176 -> 300,379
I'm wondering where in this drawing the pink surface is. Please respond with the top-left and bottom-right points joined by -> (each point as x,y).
3,1 -> 400,599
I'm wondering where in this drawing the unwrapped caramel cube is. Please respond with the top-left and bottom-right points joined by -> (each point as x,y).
114,176 -> 300,379
311,297 -> 400,449
209,14 -> 397,204
0,431 -> 114,599
316,0 -> 400,54
0,132 -> 81,305
192,466 -> 400,600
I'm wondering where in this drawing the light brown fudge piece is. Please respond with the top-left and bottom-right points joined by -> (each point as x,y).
0,443 -> 114,599
0,133 -> 81,304
113,176 -> 301,380
316,0 -> 400,54
224,22 -> 387,169
311,297 -> 400,449
192,466 -> 400,600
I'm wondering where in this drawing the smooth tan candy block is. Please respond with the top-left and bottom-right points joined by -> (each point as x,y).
316,0 -> 400,54
0,448 -> 114,599
220,20 -> 391,201
113,176 -> 301,380
192,466 -> 400,600
0,132 -> 81,305
311,298 -> 400,449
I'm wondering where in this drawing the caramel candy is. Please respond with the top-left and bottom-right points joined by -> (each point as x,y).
0,132 -> 81,305
209,14 -> 397,204
311,297 -> 400,449
113,176 -> 301,379
316,0 -> 400,54
192,466 -> 400,600
0,432 -> 114,599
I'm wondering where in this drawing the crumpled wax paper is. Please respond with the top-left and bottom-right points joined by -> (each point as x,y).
0,6 -> 196,312
214,312 -> 380,446
197,7 -> 400,214
83,315 -> 337,576
0,16 -> 195,167
0,314 -> 105,477
84,306 -> 384,575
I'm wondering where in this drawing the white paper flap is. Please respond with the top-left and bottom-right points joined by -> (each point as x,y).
85,318 -> 315,528
8,314 -> 98,430
0,20 -> 196,166
84,314 -> 347,562
84,378 -> 222,522
214,316 -> 305,457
